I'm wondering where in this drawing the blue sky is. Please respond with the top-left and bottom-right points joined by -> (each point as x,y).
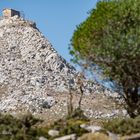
0,0 -> 97,64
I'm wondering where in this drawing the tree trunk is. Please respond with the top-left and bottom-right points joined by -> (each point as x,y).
124,86 -> 140,118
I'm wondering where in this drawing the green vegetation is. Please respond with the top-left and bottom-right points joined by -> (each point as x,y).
0,113 -> 43,140
0,113 -> 54,140
66,107 -> 88,120
70,0 -> 140,118
47,107 -> 88,138
0,110 -> 88,140
1,112 -> 140,140
50,118 -> 88,137
80,132 -> 111,140
103,115 -> 140,135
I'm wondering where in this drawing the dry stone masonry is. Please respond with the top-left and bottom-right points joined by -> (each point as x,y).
0,13 -> 120,114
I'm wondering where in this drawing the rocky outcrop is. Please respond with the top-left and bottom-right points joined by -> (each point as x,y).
0,16 -> 77,92
0,15 -> 120,113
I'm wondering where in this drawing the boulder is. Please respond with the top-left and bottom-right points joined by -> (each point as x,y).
48,129 -> 59,137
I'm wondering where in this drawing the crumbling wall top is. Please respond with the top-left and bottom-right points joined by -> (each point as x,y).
2,8 -> 20,18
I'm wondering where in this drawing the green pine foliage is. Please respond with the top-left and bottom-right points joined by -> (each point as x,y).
70,0 -> 140,118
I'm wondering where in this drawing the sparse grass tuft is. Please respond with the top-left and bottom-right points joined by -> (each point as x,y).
102,116 -> 140,135
66,107 -> 88,121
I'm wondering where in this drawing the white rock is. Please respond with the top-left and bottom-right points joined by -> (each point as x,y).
107,131 -> 119,140
122,109 -> 128,116
48,129 -> 59,137
39,136 -> 48,140
54,134 -> 76,140
81,124 -> 102,133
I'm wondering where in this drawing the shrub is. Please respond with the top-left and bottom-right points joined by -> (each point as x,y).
0,113 -> 43,140
50,118 -> 88,137
102,116 -> 140,135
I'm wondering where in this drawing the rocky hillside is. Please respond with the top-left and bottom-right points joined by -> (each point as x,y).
0,15 -> 122,117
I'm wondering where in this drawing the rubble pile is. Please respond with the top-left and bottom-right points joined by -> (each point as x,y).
0,16 -> 121,115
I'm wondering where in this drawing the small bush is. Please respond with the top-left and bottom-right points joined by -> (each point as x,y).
102,116 -> 140,135
0,112 -> 89,140
66,107 -> 88,121
0,113 -> 44,140
50,118 -> 88,137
